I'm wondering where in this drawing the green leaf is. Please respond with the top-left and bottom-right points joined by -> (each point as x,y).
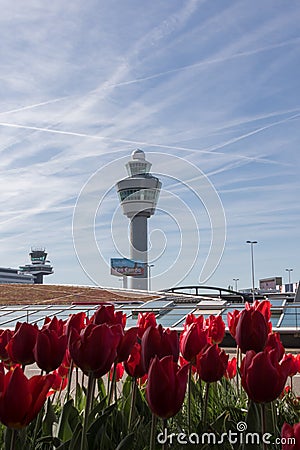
115,432 -> 135,450
97,377 -> 107,402
122,376 -> 132,399
88,396 -> 108,426
242,400 -> 261,450
57,399 -> 81,442
87,404 -> 117,448
75,382 -> 86,412
55,440 -> 72,450
69,423 -> 83,450
36,435 -> 61,448
43,398 -> 58,436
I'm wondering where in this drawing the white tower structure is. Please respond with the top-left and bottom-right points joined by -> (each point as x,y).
116,150 -> 161,290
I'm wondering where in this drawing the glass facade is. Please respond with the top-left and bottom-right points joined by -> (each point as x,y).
119,188 -> 158,202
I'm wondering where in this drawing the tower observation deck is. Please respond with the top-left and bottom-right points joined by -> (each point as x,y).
19,247 -> 53,284
116,150 -> 161,290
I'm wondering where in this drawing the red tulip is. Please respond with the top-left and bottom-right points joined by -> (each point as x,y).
282,354 -> 300,378
141,325 -> 179,372
180,322 -> 208,362
206,315 -> 225,344
241,349 -> 293,403
196,344 -> 228,383
250,299 -> 272,322
124,342 -> 146,379
33,328 -> 67,373
0,366 -> 54,429
227,309 -> 240,338
49,370 -> 68,393
110,362 -> 124,382
68,323 -> 120,377
64,312 -> 87,338
183,313 -> 204,329
6,322 -> 38,366
91,304 -> 126,328
281,422 -> 300,450
42,316 -> 65,335
264,332 -> 285,362
57,349 -> 72,378
137,312 -> 157,338
225,357 -> 237,380
146,355 -> 188,419
116,327 -> 138,363
235,309 -> 268,353
0,329 -> 13,363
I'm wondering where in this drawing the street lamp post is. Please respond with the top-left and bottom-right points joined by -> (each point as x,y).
285,268 -> 293,292
246,240 -> 258,301
233,278 -> 239,291
148,264 -> 154,291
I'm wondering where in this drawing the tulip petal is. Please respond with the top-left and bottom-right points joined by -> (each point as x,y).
0,367 -> 32,429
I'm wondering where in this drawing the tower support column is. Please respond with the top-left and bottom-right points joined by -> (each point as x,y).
130,213 -> 148,290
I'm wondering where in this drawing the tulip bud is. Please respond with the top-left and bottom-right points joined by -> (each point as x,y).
137,312 -> 157,338
206,315 -> 225,344
146,355 -> 188,419
33,328 -> 67,373
241,349 -> 293,403
235,309 -> 268,353
124,342 -> 146,379
196,344 -> 228,383
6,322 -> 38,366
68,323 -> 120,377
141,325 -> 179,372
179,322 -> 208,362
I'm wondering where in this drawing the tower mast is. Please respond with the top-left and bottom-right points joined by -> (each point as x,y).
116,150 -> 161,290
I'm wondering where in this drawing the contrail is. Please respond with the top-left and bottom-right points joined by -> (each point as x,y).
206,112 -> 300,155
98,37 -> 300,89
1,113 -> 298,164
0,96 -> 70,116
1,37 -> 298,118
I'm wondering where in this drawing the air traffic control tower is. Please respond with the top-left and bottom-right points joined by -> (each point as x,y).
19,247 -> 53,284
116,150 -> 161,290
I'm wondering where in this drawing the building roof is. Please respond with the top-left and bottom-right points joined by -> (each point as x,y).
0,284 -> 157,305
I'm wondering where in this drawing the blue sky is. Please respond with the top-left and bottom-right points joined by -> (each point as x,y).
0,0 -> 299,291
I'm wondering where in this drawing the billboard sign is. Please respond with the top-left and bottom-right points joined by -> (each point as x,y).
110,258 -> 146,277
259,277 -> 282,291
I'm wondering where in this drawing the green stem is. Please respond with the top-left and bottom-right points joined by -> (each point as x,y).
9,428 -> 17,450
108,363 -> 117,405
31,406 -> 44,450
270,401 -> 276,435
198,378 -> 203,412
236,346 -> 240,395
162,418 -> 168,450
65,361 -> 74,401
260,403 -> 267,450
81,374 -> 95,450
203,382 -> 210,427
150,413 -> 157,450
75,367 -> 79,407
187,363 -> 192,434
128,377 -> 137,432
